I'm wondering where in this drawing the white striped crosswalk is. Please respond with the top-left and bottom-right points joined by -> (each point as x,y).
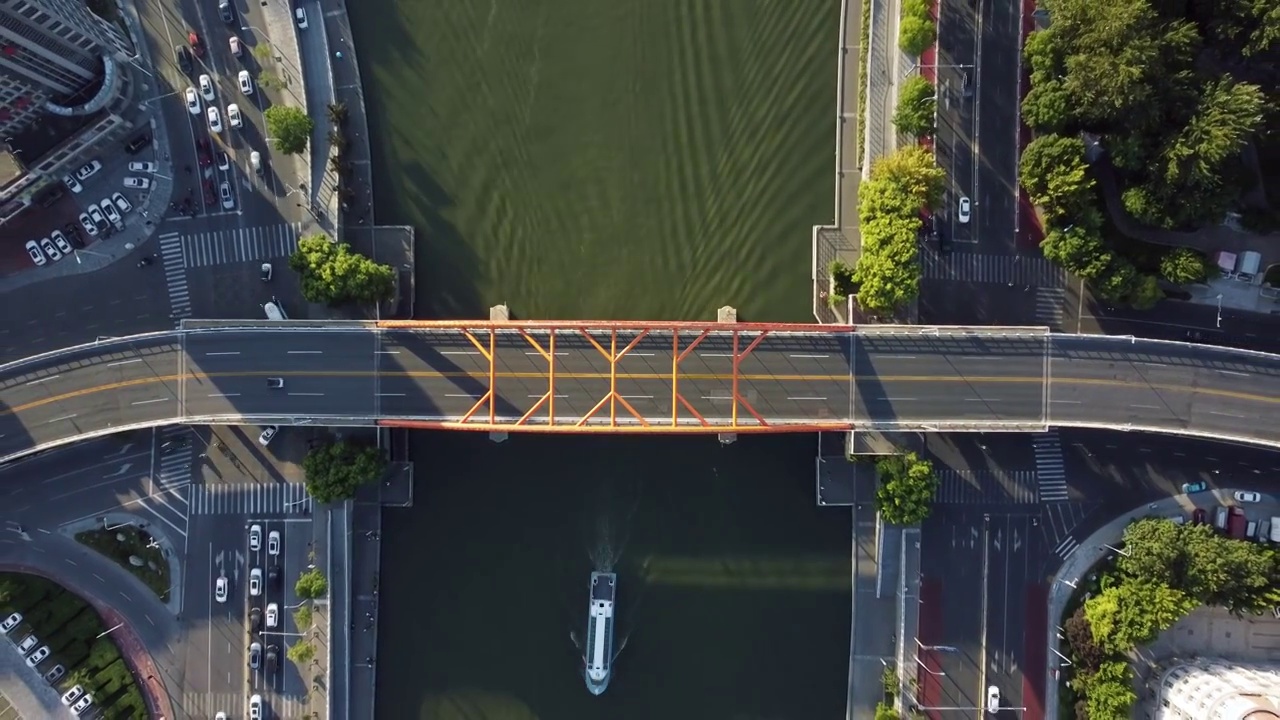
189,482 -> 313,516
1054,536 -> 1080,559
182,691 -> 307,720
1035,286 -> 1065,329
181,222 -> 302,268
154,427 -> 195,489
1033,432 -> 1069,502
933,469 -> 1037,504
157,232 -> 191,323
920,248 -> 1066,287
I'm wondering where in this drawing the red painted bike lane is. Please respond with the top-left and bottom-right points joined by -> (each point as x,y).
1015,0 -> 1044,251
917,579 -> 944,718
1022,583 -> 1048,720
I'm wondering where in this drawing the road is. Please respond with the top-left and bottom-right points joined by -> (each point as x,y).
1,325 -> 1280,457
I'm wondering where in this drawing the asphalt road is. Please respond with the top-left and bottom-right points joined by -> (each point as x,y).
1,327 -> 1280,459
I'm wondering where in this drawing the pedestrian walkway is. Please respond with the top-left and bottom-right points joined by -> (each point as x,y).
1032,432 -> 1069,502
181,690 -> 308,720
157,232 -> 191,322
920,248 -> 1066,287
180,222 -> 303,268
154,427 -> 194,490
1034,286 -> 1065,328
933,469 -> 1037,504
189,482 -> 312,516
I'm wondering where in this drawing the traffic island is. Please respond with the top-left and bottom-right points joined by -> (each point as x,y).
73,526 -> 171,603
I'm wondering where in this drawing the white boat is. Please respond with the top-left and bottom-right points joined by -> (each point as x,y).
584,571 -> 616,695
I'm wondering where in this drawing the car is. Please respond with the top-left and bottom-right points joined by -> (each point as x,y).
1182,480 -> 1208,494
265,603 -> 278,628
78,212 -> 98,236
1193,507 -> 1207,525
0,612 -> 20,633
261,262 -> 273,281
123,176 -> 152,189
250,150 -> 263,175
1234,490 -> 1262,503
249,606 -> 262,632
258,426 -> 279,446
986,685 -> 1000,713
199,73 -> 215,102
238,70 -> 254,95
249,694 -> 264,719
74,159 -> 101,181
217,150 -> 230,171
188,30 -> 204,57
958,196 -> 971,224
184,86 -> 201,114
962,71 -> 973,98
249,567 -> 262,596
44,663 -> 65,683
128,161 -> 157,173
249,524 -> 262,551
63,223 -> 85,248
265,644 -> 279,672
17,634 -> 37,653
63,174 -> 82,193
25,645 -> 49,667
203,179 -> 216,205
176,45 -> 193,74
267,564 -> 281,587
197,137 -> 213,167
111,192 -> 133,214
216,714 -> 228,720
220,181 -> 235,209
207,106 -> 223,132
227,103 -> 243,129
39,237 -> 62,261
51,230 -> 73,255
70,693 -> 93,715
61,685 -> 84,706
229,36 -> 242,57
25,240 -> 45,266
267,529 -> 280,555
87,205 -> 108,231
215,575 -> 228,603
100,199 -> 123,228
124,132 -> 152,154
295,6 -> 308,28
219,0 -> 235,23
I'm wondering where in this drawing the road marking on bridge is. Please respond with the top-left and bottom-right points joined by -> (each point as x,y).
108,359 -> 142,367
205,351 -> 240,356
27,375 -> 59,385
790,354 -> 830,358
788,396 -> 828,401
288,350 -> 322,354
131,398 -> 168,406
207,392 -> 239,398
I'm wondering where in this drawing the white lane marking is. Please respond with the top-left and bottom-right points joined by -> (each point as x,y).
699,353 -> 734,358
1050,400 -> 1081,404
524,352 -> 569,356
375,350 -> 401,354
1129,404 -> 1160,409
1218,370 -> 1249,377
871,355 -> 916,360
627,353 -> 656,357
27,375 -> 60,385
876,397 -> 916,401
208,393 -> 240,398
46,414 -> 77,423
131,398 -> 168,406
1137,362 -> 1167,368
444,393 -> 481,398
619,395 -> 653,399
959,356 -> 998,360
440,351 -> 479,356
108,359 -> 143,367
376,393 -> 405,397
788,396 -> 828,401
1210,411 -> 1246,418
527,394 -> 569,398
964,398 -> 1000,402
700,395 -> 733,400
205,351 -> 240,356
288,392 -> 324,397
789,354 -> 830,359
288,350 -> 322,355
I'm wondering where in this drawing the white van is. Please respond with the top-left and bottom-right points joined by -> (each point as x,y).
250,151 -> 262,175
1271,516 -> 1280,543
263,299 -> 288,320
1214,506 -> 1229,530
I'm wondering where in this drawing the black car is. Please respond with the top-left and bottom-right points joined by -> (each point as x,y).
219,0 -> 235,23
124,132 -> 152,155
267,565 -> 281,587
265,645 -> 279,673
62,223 -> 85,248
249,607 -> 262,633
175,45 -> 192,75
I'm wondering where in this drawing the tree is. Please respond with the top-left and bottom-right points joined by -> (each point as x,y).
326,102 -> 348,126
264,105 -> 314,155
898,0 -> 935,56
293,604 -> 313,630
874,453 -> 939,525
286,640 -> 315,665
893,76 -> 936,137
1019,135 -> 1095,221
252,44 -> 272,62
1040,221 -> 1112,279
1020,82 -> 1073,133
1161,78 -> 1266,187
1077,660 -> 1137,720
301,440 -> 387,503
875,703 -> 901,720
1063,607 -> 1106,672
289,235 -> 396,306
295,568 -> 328,600
1083,580 -> 1195,654
1127,273 -> 1163,310
1159,248 -> 1209,285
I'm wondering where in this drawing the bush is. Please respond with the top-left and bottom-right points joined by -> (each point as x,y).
287,640 -> 316,665
893,76 -> 936,137
1159,247 -> 1209,285
1019,135 -> 1094,221
74,527 -> 171,601
289,235 -> 396,306
828,259 -> 857,305
293,604 -> 313,630
295,568 -> 329,600
302,440 -> 387,503
874,452 -> 939,525
898,0 -> 935,58
264,105 -> 314,155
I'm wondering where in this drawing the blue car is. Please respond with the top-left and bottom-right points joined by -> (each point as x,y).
1182,481 -> 1208,494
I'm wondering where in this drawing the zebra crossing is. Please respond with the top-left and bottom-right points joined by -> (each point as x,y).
189,482 -> 313,516
933,469 -> 1038,505
1035,286 -> 1065,328
1033,432 -> 1069,502
157,233 -> 192,322
1054,536 -> 1080,559
920,248 -> 1066,287
181,222 -> 303,268
182,691 -> 307,720
154,427 -> 195,490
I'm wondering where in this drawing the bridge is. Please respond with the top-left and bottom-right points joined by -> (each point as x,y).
1,319 -> 1278,462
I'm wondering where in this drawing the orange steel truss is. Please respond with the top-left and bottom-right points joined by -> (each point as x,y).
375,320 -> 854,434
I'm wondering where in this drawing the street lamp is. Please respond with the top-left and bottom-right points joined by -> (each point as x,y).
1058,577 -> 1078,589
915,638 -> 958,653
915,655 -> 945,676
1101,543 -> 1130,557
1215,293 -> 1223,328
1051,647 -> 1073,666
103,517 -> 131,531
96,622 -> 124,639
75,248 -> 111,265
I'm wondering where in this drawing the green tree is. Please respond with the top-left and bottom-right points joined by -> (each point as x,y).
263,105 -> 314,155
1161,78 -> 1266,187
875,703 -> 901,720
1083,580 -> 1196,654
1020,82 -> 1073,133
1077,660 -> 1137,720
1127,273 -> 1163,309
1019,135 -> 1095,221
1063,606 -> 1106,672
301,440 -> 387,503
293,604 -> 313,630
874,453 -> 939,526
893,76 -> 936,137
286,640 -> 316,665
295,568 -> 328,600
289,235 -> 396,306
1040,220 -> 1112,279
1159,248 -> 1209,285
898,0 -> 935,57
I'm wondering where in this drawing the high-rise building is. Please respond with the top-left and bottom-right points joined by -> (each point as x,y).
1157,660 -> 1280,720
0,0 -> 142,223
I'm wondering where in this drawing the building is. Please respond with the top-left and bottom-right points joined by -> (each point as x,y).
1157,659 -> 1280,720
0,0 -> 143,224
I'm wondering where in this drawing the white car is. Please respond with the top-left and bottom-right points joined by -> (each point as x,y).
986,685 -> 1000,713
78,212 -> 98,236
17,634 -> 37,653
258,426 -> 278,446
50,230 -> 73,255
229,35 -> 242,57
265,603 -> 278,628
99,199 -> 123,229
87,205 -> 108,231
238,70 -> 254,95
111,192 -> 133,214
249,694 -> 263,719
123,176 -> 152,189
958,196 -> 971,224
0,612 -> 20,633
1234,490 -> 1262,503
220,180 -> 235,209
24,240 -> 45,266
199,73 -> 216,102
70,693 -> 93,715
249,524 -> 262,551
25,645 -> 49,667
128,161 -> 157,173
215,575 -> 228,603
227,103 -> 243,129
63,174 -> 83,193
185,86 -> 201,115
249,567 -> 262,597
217,150 -> 231,171
39,237 -> 62,261
207,106 -> 223,133
248,641 -> 262,669
295,6 -> 308,28
267,530 -> 280,555
216,713 -> 228,720
74,159 -> 101,181
61,685 -> 84,706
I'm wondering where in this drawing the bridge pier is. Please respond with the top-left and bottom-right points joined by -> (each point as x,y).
717,306 -> 738,446
489,304 -> 512,443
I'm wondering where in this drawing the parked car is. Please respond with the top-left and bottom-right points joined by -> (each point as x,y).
188,30 -> 204,57
248,642 -> 262,669
249,606 -> 262,633
74,159 -> 101,181
1234,490 -> 1262,503
227,103 -> 243,129
295,6 -> 308,28
261,262 -> 273,282
217,150 -> 231,171
124,132 -> 152,154
207,106 -> 223,133
986,685 -> 1000,714
265,644 -> 279,673
199,73 -> 215,102
249,567 -> 262,596
24,240 -> 45,266
265,603 -> 278,628
1182,481 -> 1208,494
63,174 -> 83,193
50,230 -> 73,255
250,150 -> 263,175
17,634 -> 37,653
44,663 -> 65,683
230,36 -> 242,57
70,693 -> 93,716
112,192 -> 133,215
78,212 -> 98,236
185,86 -> 201,115
0,612 -> 20,633
61,685 -> 84,706
128,161 -> 157,173
176,45 -> 193,74
63,223 -> 85,248
220,181 -> 235,209
238,70 -> 254,95
249,524 -> 262,551
219,0 -> 235,23
197,138 -> 213,167
1192,507 -> 1207,525
99,199 -> 123,229
957,196 -> 971,224
39,237 -> 62,261
25,645 -> 50,667
87,205 -> 108,232
268,530 -> 280,555
249,694 -> 263,719
258,426 -> 278,446
124,176 -> 152,189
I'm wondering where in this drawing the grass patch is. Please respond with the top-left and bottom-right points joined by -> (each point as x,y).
74,527 -> 171,603
856,0 -> 872,168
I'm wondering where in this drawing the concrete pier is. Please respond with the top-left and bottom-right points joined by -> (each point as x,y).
489,304 -> 511,443
717,306 -> 738,445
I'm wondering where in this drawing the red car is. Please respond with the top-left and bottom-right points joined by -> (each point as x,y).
202,179 -> 216,205
196,138 -> 212,167
1192,508 -> 1207,525
188,31 -> 204,57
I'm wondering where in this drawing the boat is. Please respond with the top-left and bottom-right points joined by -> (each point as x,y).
583,571 -> 616,695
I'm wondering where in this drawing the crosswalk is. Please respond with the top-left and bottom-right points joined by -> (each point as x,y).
1053,536 -> 1080,559
920,248 -> 1066,287
154,427 -> 195,490
1035,286 -> 1065,329
933,469 -> 1038,505
182,691 -> 307,720
181,222 -> 302,268
189,482 -> 313,516
158,233 -> 192,322
1033,432 -> 1069,502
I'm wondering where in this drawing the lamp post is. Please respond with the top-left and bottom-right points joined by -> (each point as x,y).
103,517 -> 131,531
96,622 -> 124,639
1051,647 -> 1073,666
75,248 -> 111,265
1101,543 -> 1130,557
1215,293 -> 1223,328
